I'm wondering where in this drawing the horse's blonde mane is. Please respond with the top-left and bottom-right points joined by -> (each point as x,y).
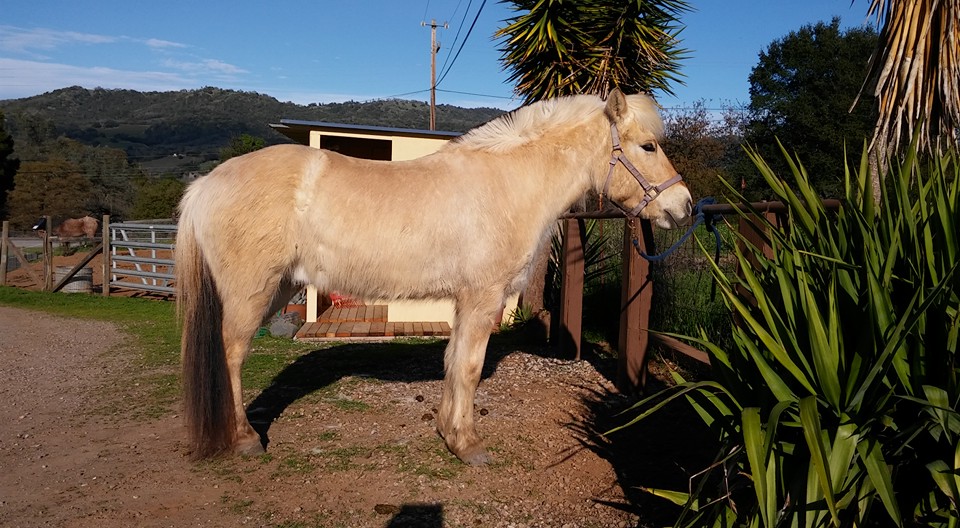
446,92 -> 663,153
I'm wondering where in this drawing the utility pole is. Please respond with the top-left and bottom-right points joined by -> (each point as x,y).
422,19 -> 447,130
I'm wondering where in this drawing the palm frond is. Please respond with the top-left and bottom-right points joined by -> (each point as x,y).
860,0 -> 960,155
496,0 -> 690,103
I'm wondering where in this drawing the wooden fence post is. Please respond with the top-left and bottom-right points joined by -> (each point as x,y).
617,218 -> 655,392
43,215 -> 53,291
735,210 -> 781,303
102,215 -> 111,296
0,221 -> 8,285
558,217 -> 586,360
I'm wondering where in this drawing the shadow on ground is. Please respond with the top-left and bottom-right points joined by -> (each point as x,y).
245,331 -> 717,528
573,343 -> 720,527
245,330 -> 552,448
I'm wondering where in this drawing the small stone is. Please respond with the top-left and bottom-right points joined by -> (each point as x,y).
479,408 -> 489,416
415,394 -> 425,402
374,503 -> 400,515
421,413 -> 433,421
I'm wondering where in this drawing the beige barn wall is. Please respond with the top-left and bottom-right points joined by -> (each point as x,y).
384,294 -> 520,326
391,136 -> 450,160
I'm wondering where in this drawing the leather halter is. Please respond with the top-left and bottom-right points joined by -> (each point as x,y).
600,123 -> 684,218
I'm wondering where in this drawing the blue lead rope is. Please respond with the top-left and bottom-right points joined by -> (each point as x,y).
632,197 -> 721,263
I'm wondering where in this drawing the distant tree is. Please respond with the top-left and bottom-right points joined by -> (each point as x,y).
738,19 -> 878,199
219,133 -> 266,162
130,176 -> 185,220
661,101 -> 745,200
0,111 -> 21,220
6,160 -> 93,229
42,137 -> 140,218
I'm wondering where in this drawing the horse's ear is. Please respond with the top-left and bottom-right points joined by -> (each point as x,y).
604,88 -> 628,123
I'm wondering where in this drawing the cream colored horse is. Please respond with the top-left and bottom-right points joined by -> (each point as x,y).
176,89 -> 692,463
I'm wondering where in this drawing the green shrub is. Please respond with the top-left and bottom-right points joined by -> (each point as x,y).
615,140 -> 959,527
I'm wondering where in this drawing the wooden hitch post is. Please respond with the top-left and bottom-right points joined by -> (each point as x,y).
617,218 -> 655,392
557,217 -> 586,360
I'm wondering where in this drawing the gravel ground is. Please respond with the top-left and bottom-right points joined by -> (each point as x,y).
0,297 -> 712,528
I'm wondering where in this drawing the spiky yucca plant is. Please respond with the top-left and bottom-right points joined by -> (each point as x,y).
613,139 -> 959,527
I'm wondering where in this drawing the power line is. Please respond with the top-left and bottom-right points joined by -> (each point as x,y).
421,0 -> 431,21
436,88 -> 515,100
436,0 -> 472,82
365,88 -> 431,101
436,0 -> 487,87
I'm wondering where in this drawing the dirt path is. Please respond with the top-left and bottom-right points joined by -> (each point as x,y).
0,304 -> 713,528
0,306 -> 236,527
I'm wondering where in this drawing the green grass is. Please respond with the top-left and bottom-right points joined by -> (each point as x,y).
220,495 -> 255,514
278,453 -> 317,474
0,285 -> 180,365
316,430 -> 340,442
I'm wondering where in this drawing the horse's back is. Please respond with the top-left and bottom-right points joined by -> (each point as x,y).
178,145 -> 322,271
182,144 -> 318,218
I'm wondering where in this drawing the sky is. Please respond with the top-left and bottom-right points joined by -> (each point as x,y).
0,1 -> 875,112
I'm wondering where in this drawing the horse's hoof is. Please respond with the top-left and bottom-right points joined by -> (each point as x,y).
456,445 -> 492,466
235,440 -> 265,456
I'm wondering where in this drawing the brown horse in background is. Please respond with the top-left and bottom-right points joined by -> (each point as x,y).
33,216 -> 99,240
56,216 -> 99,239
176,89 -> 693,464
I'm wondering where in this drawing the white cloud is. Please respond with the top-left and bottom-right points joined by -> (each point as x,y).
161,58 -> 247,76
0,25 -> 191,59
0,58 -> 195,99
144,38 -> 187,50
0,26 -> 116,56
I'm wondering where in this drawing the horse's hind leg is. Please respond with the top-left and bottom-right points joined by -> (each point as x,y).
219,273 -> 290,455
437,288 -> 504,465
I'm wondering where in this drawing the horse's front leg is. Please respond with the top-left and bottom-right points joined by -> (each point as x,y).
437,289 -> 503,465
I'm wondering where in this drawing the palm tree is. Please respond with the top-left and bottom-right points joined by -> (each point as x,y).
495,0 -> 690,323
858,0 -> 960,199
496,0 -> 690,104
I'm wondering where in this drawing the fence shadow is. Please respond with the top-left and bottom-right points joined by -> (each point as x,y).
386,503 -> 443,527
563,342 -> 719,527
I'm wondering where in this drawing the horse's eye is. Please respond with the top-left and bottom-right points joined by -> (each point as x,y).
641,142 -> 657,152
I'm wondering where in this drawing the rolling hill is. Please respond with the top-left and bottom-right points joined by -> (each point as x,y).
0,86 -> 507,174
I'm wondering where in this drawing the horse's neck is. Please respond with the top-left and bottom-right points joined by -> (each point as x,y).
503,122 -> 608,223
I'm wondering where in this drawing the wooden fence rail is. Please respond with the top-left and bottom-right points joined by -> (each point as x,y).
557,200 -> 841,393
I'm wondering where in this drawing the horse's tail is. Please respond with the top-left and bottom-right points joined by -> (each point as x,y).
175,214 -> 236,459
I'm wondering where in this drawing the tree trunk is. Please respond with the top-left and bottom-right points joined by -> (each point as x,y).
868,137 -> 889,206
